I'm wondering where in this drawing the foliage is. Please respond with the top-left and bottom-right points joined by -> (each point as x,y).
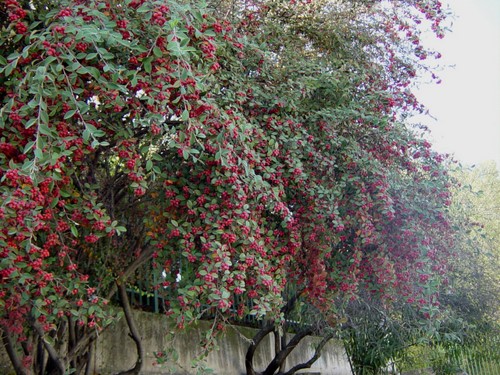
0,0 -> 456,374
341,299 -> 409,375
397,162 -> 500,375
445,162 -> 500,325
339,291 -> 464,375
399,333 -> 500,375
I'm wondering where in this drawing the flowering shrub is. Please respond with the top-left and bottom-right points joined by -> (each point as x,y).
0,0 -> 455,373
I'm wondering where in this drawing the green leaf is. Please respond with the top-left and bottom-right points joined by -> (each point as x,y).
143,57 -> 153,73
25,118 -> 37,128
136,4 -> 150,13
153,46 -> 163,58
115,226 -> 126,234
86,66 -> 100,79
83,129 -> 90,142
23,141 -> 35,153
167,41 -> 182,57
39,123 -> 54,137
76,101 -> 89,114
96,47 -> 114,59
39,111 -> 49,127
181,109 -> 189,122
64,109 -> 77,119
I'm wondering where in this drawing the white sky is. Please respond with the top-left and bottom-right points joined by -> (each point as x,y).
415,0 -> 500,168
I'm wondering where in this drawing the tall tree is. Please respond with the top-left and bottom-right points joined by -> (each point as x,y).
1,0 -> 455,374
443,162 -> 500,330
395,162 -> 500,374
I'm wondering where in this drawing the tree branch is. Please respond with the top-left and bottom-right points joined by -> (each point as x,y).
245,321 -> 275,375
31,321 -> 67,375
245,293 -> 304,375
66,329 -> 97,364
105,245 -> 155,301
35,336 -> 45,375
116,281 -> 144,375
281,331 -> 336,375
1,328 -> 29,375
84,338 -> 96,375
262,327 -> 315,375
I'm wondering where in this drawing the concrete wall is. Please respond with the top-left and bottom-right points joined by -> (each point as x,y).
0,309 -> 352,374
95,310 -> 352,375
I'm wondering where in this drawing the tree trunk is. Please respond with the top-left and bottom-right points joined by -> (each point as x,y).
84,339 -> 95,375
274,330 -> 286,372
245,322 -> 275,375
116,281 -> 144,375
262,327 -> 314,375
2,244 -> 154,375
1,328 -> 29,375
280,331 -> 335,375
31,321 -> 67,375
246,324 -> 332,375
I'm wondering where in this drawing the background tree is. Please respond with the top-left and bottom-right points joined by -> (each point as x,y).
396,162 -> 500,374
446,162 -> 500,326
1,0 -> 456,374
340,298 -> 421,375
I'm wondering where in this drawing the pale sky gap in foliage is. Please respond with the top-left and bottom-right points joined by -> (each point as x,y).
415,0 -> 500,168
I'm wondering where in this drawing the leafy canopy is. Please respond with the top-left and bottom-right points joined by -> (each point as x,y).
0,0 -> 456,372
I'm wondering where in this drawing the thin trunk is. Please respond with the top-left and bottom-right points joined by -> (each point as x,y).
245,294 -> 302,375
116,281 -> 144,375
106,245 -> 154,301
262,327 -> 314,375
68,316 -> 76,353
66,329 -> 97,364
32,322 -> 66,375
245,322 -> 275,375
84,339 -> 95,375
274,330 -> 285,372
273,328 -> 288,373
279,326 -> 287,373
35,337 -> 45,375
281,331 -> 336,375
68,316 -> 77,371
1,328 -> 29,375
53,247 -> 153,374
